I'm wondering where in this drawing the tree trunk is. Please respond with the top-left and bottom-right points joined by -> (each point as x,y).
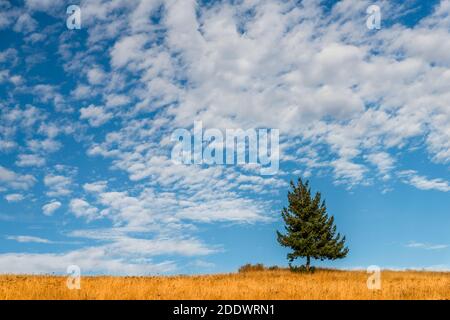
306,256 -> 310,271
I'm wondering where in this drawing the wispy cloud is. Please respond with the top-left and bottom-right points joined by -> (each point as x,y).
406,241 -> 448,250
6,235 -> 53,244
398,170 -> 450,192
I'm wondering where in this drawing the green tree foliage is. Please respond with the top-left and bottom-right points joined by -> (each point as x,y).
277,179 -> 349,271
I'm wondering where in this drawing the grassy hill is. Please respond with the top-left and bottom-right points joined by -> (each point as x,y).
1,267 -> 449,299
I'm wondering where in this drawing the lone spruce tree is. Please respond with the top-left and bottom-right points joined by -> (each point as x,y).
277,179 -> 349,271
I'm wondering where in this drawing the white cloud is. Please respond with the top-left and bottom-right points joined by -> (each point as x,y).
83,181 -> 108,193
108,237 -> 216,257
0,139 -> 16,152
0,229 -> 215,274
16,154 -> 46,167
71,84 -> 91,100
29,84 -> 66,111
330,158 -> 367,186
366,152 -> 395,176
44,174 -> 72,197
0,48 -> 17,63
110,33 -> 148,68
0,166 -> 36,190
25,0 -> 60,12
139,0 -> 450,186
27,138 -> 61,153
53,0 -> 450,190
38,123 -> 61,139
42,201 -> 61,216
6,235 -> 52,244
0,2 -> 19,30
2,104 -> 45,129
69,229 -> 218,257
190,260 -> 215,268
80,104 -> 113,127
13,13 -> 37,34
406,241 -> 448,250
87,67 -> 106,85
399,170 -> 450,192
0,248 -> 176,275
105,94 -> 130,108
69,198 -> 101,222
4,193 -> 24,202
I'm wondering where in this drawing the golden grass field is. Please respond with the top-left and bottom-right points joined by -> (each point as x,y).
0,268 -> 449,300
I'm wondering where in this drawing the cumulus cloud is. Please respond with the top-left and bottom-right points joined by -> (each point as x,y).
80,104 -> 113,127
44,174 -> 72,197
87,67 -> 106,85
4,193 -> 24,202
13,13 -> 38,34
83,181 -> 108,193
73,0 -> 447,190
16,154 -> 46,167
42,201 -> 61,216
27,139 -> 61,153
69,198 -> 101,222
105,94 -> 130,108
0,166 -> 36,190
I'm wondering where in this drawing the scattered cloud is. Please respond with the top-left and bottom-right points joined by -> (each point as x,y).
16,154 -> 46,167
44,174 -> 72,197
0,166 -> 36,190
13,13 -> 37,34
366,152 -> 395,177
83,181 -> 108,193
87,67 -> 106,85
69,198 -> 101,222
80,104 -> 113,127
4,193 -> 24,202
0,248 -> 176,275
406,241 -> 448,250
42,201 -> 61,216
6,235 -> 52,244
399,170 -> 450,192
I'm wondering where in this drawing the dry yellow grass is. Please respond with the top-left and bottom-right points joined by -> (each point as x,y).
0,269 -> 449,300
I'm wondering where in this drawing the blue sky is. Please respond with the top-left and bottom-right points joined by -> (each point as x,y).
0,0 -> 449,275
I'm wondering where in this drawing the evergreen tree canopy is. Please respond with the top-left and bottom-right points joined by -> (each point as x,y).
277,179 -> 349,271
